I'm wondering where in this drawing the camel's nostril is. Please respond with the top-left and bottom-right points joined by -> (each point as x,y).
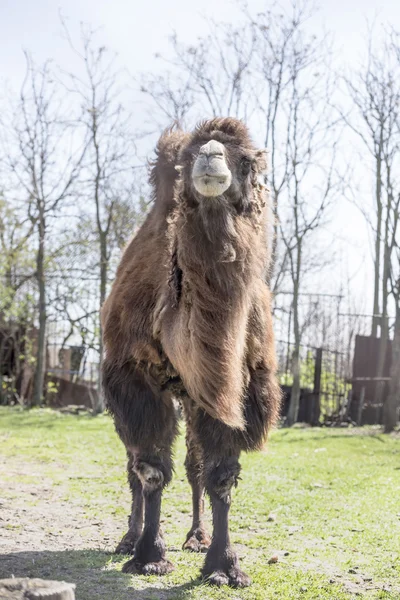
206,152 -> 224,158
199,140 -> 225,157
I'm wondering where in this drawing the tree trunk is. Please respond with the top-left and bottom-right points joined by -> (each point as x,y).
32,213 -> 46,406
371,152 -> 383,337
0,578 -> 75,599
287,346 -> 301,426
0,336 -> 6,404
383,309 -> 400,433
268,189 -> 279,285
376,198 -> 392,402
287,267 -> 301,426
94,232 -> 107,414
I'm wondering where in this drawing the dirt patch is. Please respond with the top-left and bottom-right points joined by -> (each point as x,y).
0,457 -> 205,600
0,460 -> 124,554
0,459 -> 131,599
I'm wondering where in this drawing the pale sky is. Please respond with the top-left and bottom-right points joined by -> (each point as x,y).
2,0 -> 400,312
2,0 -> 400,87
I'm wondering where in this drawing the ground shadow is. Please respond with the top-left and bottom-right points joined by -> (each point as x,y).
0,550 -> 201,600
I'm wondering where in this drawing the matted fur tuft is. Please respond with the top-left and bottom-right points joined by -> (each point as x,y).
149,125 -> 189,212
193,117 -> 253,145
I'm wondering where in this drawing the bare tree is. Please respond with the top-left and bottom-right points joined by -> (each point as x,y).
0,194 -> 36,404
47,184 -> 145,361
0,192 -> 35,295
251,0 -> 316,287
139,20 -> 257,129
257,4 -> 338,425
1,54 -> 86,406
382,31 -> 400,431
61,23 -> 140,412
343,27 -> 400,355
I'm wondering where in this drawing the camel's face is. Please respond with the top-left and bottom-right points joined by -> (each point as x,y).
192,140 -> 232,198
178,119 -> 267,208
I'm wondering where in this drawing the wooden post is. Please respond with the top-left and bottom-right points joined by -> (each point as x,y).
344,388 -> 352,420
311,348 -> 323,424
0,578 -> 75,600
357,387 -> 366,426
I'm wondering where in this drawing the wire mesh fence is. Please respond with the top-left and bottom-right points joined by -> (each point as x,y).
0,272 -> 395,424
276,338 -> 350,422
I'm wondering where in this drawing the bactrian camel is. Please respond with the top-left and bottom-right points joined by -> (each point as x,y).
101,117 -> 281,587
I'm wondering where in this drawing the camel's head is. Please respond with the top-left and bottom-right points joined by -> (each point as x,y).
177,118 -> 267,208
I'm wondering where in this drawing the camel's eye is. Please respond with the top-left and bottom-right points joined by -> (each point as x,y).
240,157 -> 252,176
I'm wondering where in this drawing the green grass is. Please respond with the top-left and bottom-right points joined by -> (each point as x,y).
0,407 -> 399,599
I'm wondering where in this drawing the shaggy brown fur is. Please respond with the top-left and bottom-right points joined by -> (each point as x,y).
102,118 -> 281,587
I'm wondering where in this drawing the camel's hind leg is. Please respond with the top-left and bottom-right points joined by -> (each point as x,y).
115,453 -> 143,554
103,361 -> 178,575
181,398 -> 211,552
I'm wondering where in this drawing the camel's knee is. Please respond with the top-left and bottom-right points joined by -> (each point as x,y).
204,457 -> 241,501
134,456 -> 173,494
135,461 -> 164,492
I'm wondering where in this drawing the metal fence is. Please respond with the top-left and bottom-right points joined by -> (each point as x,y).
1,273 -> 395,424
276,339 -> 350,423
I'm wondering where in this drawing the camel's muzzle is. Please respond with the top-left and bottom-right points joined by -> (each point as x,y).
192,140 -> 232,197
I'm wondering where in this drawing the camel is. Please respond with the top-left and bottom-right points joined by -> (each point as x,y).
101,117 -> 281,587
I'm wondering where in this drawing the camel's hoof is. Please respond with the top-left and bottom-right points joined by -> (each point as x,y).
228,567 -> 252,588
203,570 -> 229,586
122,557 -> 174,576
202,567 -> 251,588
141,559 -> 174,576
183,528 -> 211,553
115,541 -> 135,555
115,533 -> 139,555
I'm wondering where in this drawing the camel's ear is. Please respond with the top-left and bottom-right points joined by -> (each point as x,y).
255,149 -> 269,175
251,149 -> 268,188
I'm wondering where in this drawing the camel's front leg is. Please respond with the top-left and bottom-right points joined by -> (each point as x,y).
103,361 -> 177,576
122,457 -> 174,576
201,455 -> 251,588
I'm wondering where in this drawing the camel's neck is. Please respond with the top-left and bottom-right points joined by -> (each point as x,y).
174,200 -> 265,301
161,197 -> 269,429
